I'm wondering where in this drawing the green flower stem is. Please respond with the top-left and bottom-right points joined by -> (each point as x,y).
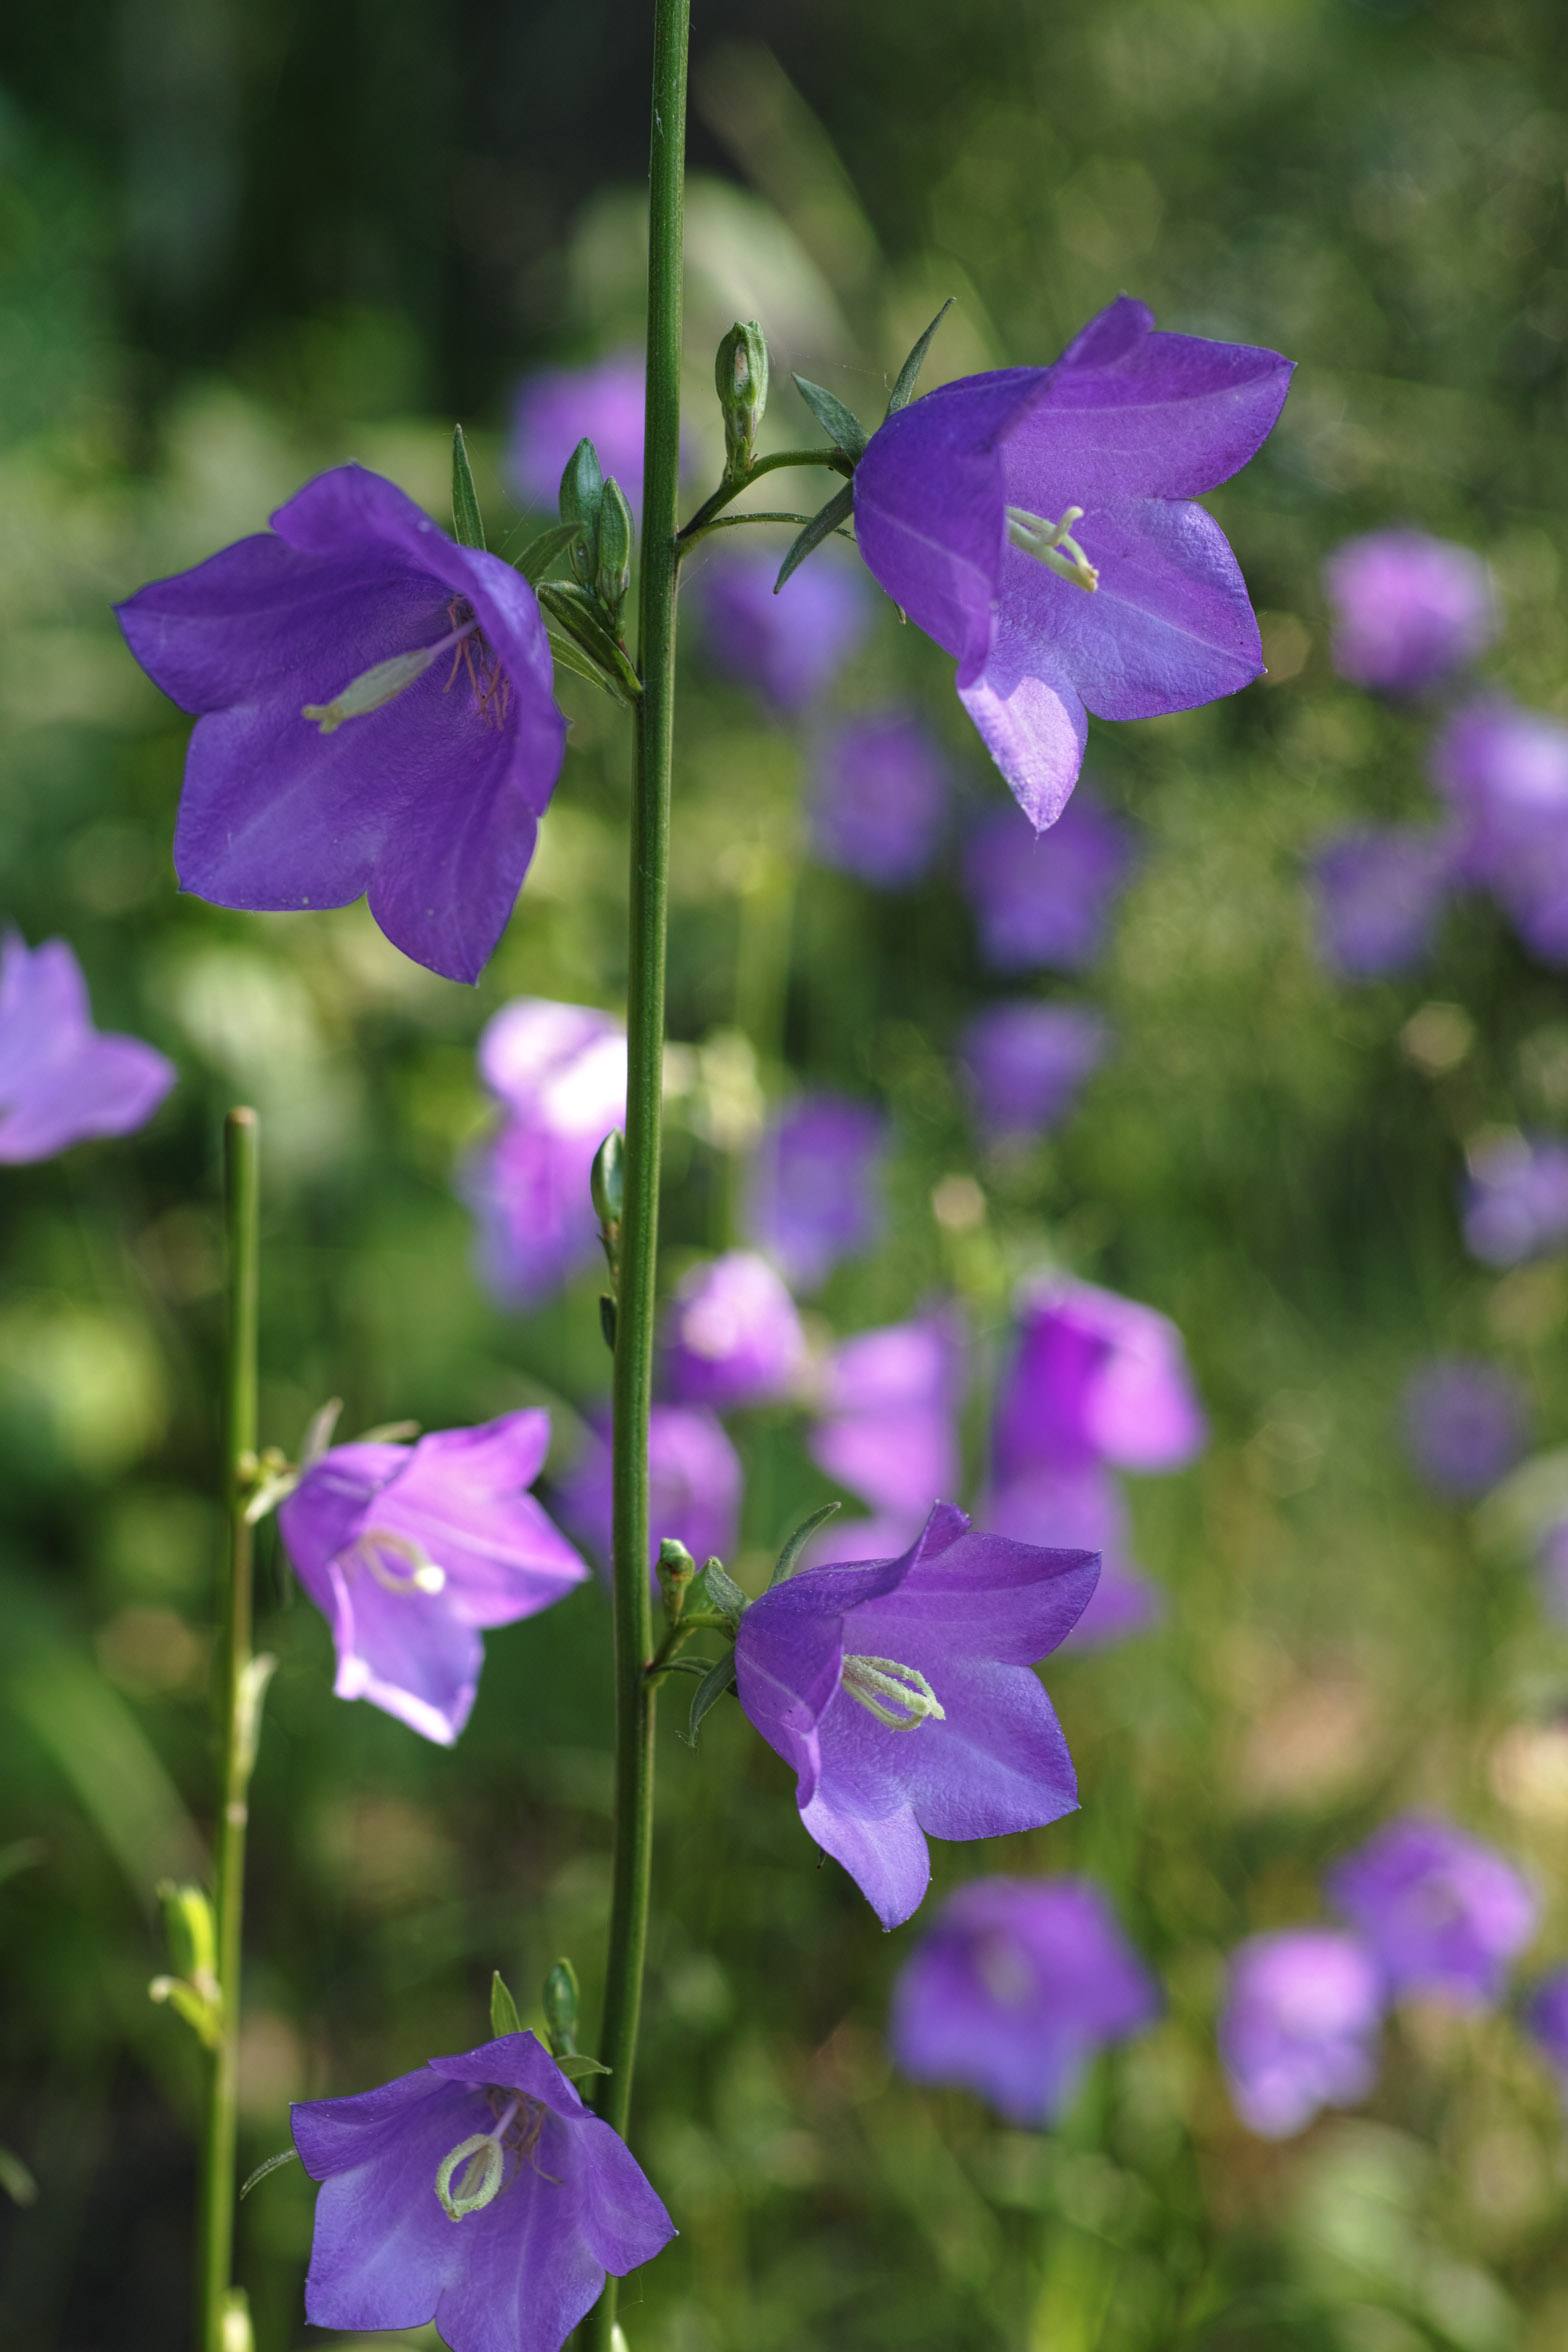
675,446 -> 850,547
198,1107 -> 260,2352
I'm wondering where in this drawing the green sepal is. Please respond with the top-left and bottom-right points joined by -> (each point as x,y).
774,481 -> 855,593
886,298 -> 955,416
546,627 -> 621,697
598,1294 -> 617,1353
791,374 -> 868,461
149,1973 -> 222,2048
652,1655 -> 714,1681
354,1418 -> 420,1445
536,582 -> 642,706
517,521 -> 583,588
683,1647 -> 739,1747
451,424 -> 486,550
558,439 -> 605,586
591,1129 -> 625,1229
239,2146 -> 301,2200
696,1560 -> 748,1629
556,2052 -> 612,2080
595,480 -> 634,626
490,1969 -> 522,2038
767,1500 -> 842,1588
543,1957 -> 580,2056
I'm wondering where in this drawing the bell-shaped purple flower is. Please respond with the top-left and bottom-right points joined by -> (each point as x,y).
663,1250 -> 808,1410
1525,1967 -> 1568,2102
1327,1814 -> 1537,2008
960,1002 -> 1109,1142
809,710 -> 951,889
808,1313 -> 964,1521
506,354 -> 649,512
853,297 -> 1292,828
116,466 -> 566,984
1433,699 -> 1568,963
994,1277 -> 1208,1484
1399,1356 -> 1527,1499
693,548 -> 869,712
890,1875 -> 1158,2125
1462,1132 -> 1568,1268
984,1464 -> 1162,1649
747,1093 -> 887,1291
961,793 -> 1134,973
459,999 -> 626,1307
278,1411 -> 588,1745
1323,530 -> 1497,695
0,932 -> 174,1163
1218,1930 -> 1384,2139
554,1404 -> 743,1576
292,2028 -> 674,2352
733,1502 -> 1098,1928
1310,827 -> 1454,979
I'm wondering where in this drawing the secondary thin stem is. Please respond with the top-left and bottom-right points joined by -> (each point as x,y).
675,445 -> 850,547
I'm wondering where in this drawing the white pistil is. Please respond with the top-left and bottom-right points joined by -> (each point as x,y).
346,1529 -> 448,1596
841,1653 -> 945,1731
1005,504 -> 1099,592
301,620 -> 477,734
434,2097 -> 519,2222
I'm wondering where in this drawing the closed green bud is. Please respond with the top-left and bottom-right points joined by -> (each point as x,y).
595,480 -> 634,627
158,1878 -> 216,1992
558,438 -> 605,586
543,1956 -> 581,2057
657,1537 -> 696,1626
715,320 -> 769,479
590,1129 -> 625,1230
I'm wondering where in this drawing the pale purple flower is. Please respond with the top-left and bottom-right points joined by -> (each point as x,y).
994,1277 -> 1208,1483
1328,1814 -> 1537,2008
733,1502 -> 1098,1927
962,793 -> 1134,973
1399,1357 -> 1527,1499
506,354 -> 648,511
693,549 -> 869,712
0,932 -> 174,1162
554,1404 -> 743,1575
459,999 -> 626,1306
1310,828 -> 1454,979
1462,1133 -> 1568,1268
747,1094 -> 887,1290
984,1465 -> 1162,1649
853,297 -> 1292,828
1219,1930 -> 1384,2139
960,1002 -> 1109,1141
890,1876 -> 1158,2125
277,1411 -> 588,1745
1323,530 -> 1497,695
292,2028 -> 674,2352
808,1313 -> 964,1520
1525,1968 -> 1568,2101
809,710 -> 951,889
116,466 -> 566,984
1433,699 -> 1568,962
663,1250 -> 807,1410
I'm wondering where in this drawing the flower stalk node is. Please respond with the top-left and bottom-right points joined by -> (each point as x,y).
841,1652 -> 945,1731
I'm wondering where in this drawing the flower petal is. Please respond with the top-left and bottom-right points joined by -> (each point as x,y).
325,1555 -> 484,1745
294,2069 -> 474,2332
957,622 -> 1088,831
852,1521 -> 1099,1667
852,377 -> 1024,662
799,1710 -> 932,1930
370,1411 -> 588,1626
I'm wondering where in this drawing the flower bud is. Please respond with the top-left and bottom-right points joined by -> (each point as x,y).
656,1536 -> 695,1625
543,1956 -> 581,2056
595,480 -> 634,627
591,1129 -> 625,1229
715,320 -> 769,479
558,437 -> 605,587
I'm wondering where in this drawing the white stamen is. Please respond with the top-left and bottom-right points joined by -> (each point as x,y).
841,1653 -> 945,1731
345,1529 -> 448,1597
302,620 -> 477,734
435,2098 -> 519,2222
1005,504 -> 1099,592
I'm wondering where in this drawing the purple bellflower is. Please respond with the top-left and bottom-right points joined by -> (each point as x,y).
506,354 -> 649,513
890,1875 -> 1159,2125
1218,1930 -> 1384,2139
853,297 -> 1292,829
1525,1968 -> 1568,2103
733,1501 -> 1098,1928
693,548 -> 869,712
292,2028 -> 674,2352
984,1464 -> 1162,1649
1310,828 -> 1454,979
1328,1814 -> 1537,2008
1434,699 -> 1568,963
809,710 -> 951,889
663,1249 -> 808,1411
459,999 -> 626,1307
962,792 -> 1135,973
554,1404 -> 743,1577
960,1002 -> 1109,1142
116,466 -> 566,984
994,1277 -> 1208,1484
1462,1132 -> 1568,1268
1323,530 -> 1497,695
0,932 -> 174,1162
808,1313 -> 964,1522
277,1411 -> 588,1745
747,1093 -> 887,1291
1399,1356 -> 1527,1499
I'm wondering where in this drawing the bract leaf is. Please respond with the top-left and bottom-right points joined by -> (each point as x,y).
299,1396 -> 343,1467
652,1655 -> 714,1681
536,582 -> 642,705
516,521 -> 583,587
490,1969 -> 521,2038
556,2052 -> 612,2079
451,424 -> 485,550
791,374 -> 868,460
697,1562 -> 749,1628
353,1418 -> 421,1445
774,482 -> 855,593
546,628 -> 620,698
240,2146 -> 300,2200
683,1648 -> 739,1747
886,298 -> 955,416
767,1500 -> 841,1588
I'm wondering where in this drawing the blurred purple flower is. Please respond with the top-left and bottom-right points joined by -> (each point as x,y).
853,297 -> 1292,828
1433,699 -> 1568,962
1462,1132 -> 1568,1268
748,1094 -> 887,1290
1525,1967 -> 1568,2101
116,466 -> 565,984
804,1509 -> 927,1571
1218,1930 -> 1383,2139
985,1464 -> 1163,1649
663,1250 -> 807,1410
1310,827 -> 1454,979
890,1876 -> 1158,2125
1399,1356 -> 1527,1499
292,2028 -> 674,2352
506,353 -> 648,512
693,550 -> 869,712
961,793 -> 1135,973
1323,530 -> 1497,694
960,1002 -> 1109,1141
994,1277 -> 1208,1484
554,1404 -> 743,1576
278,1411 -> 588,1745
0,932 -> 174,1162
459,999 -> 626,1307
1328,1814 -> 1536,2008
1534,1518 -> 1568,1625
809,710 -> 951,888
808,1313 -> 964,1521
733,1502 -> 1097,1927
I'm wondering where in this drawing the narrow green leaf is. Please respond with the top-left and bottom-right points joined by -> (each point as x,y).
545,628 -> 623,699
516,521 -> 582,587
536,582 -> 642,705
697,1562 -> 749,1628
555,2052 -> 612,2080
650,1655 -> 715,1682
768,1500 -> 842,1589
353,1418 -> 420,1445
490,1969 -> 521,2038
886,298 -> 955,416
240,2146 -> 300,2201
543,1958 -> 580,2055
791,374 -> 868,460
451,424 -> 485,550
774,482 -> 855,593
683,1648 -> 739,1747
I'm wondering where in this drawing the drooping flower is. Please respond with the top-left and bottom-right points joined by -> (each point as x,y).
733,1502 -> 1098,1927
961,793 -> 1134,974
553,1404 -> 743,1575
663,1250 -> 808,1410
693,548 -> 869,712
458,999 -> 626,1307
506,354 -> 649,512
959,1002 -> 1109,1142
1218,1930 -> 1384,2139
291,2028 -> 675,2352
1309,828 -> 1454,979
984,1464 -> 1163,1649
0,932 -> 175,1163
809,710 -> 951,889
852,297 -> 1292,828
807,1313 -> 964,1522
277,1411 -> 588,1744
1433,699 -> 1568,964
116,466 -> 566,984
1461,1132 -> 1568,1269
994,1277 -> 1208,1485
1322,530 -> 1497,695
890,1876 -> 1158,2124
747,1093 -> 887,1291
1398,1357 -> 1527,1499
1524,1968 -> 1568,2103
1327,1814 -> 1536,2008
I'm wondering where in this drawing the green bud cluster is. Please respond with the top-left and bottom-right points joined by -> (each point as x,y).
714,319 -> 770,480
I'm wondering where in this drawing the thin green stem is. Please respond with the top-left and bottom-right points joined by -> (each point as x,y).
675,446 -> 849,545
198,1107 -> 260,2352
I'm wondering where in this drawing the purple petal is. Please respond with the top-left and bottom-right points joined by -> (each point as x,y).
694,549 -> 871,711
961,793 -> 1135,974
322,1553 -> 485,1744
0,934 -> 175,1162
554,1404 -> 744,1576
809,712 -> 951,888
1324,530 -> 1497,695
960,1002 -> 1109,1141
957,627 -> 1088,832
368,1412 -> 587,1626
295,2067 -> 480,2332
